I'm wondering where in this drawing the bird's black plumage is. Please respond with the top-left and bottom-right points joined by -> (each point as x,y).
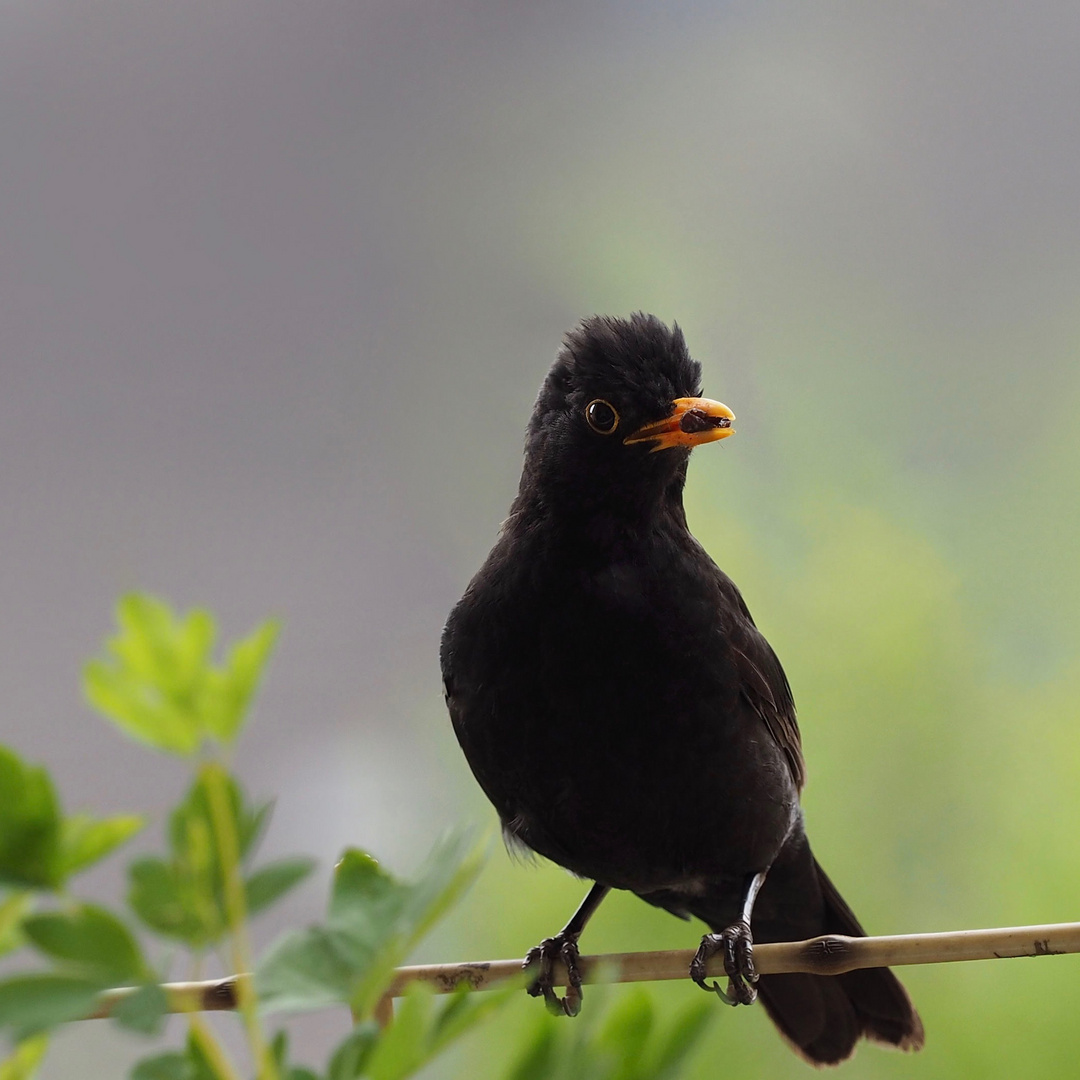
441,314 -> 923,1065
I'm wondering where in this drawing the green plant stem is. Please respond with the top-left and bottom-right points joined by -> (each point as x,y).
200,760 -> 278,1080
188,1013 -> 244,1080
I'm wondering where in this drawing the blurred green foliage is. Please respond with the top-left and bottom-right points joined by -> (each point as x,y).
127,768 -> 312,950
504,988 -> 712,1080
0,745 -> 142,892
84,594 -> 279,756
257,838 -> 484,1021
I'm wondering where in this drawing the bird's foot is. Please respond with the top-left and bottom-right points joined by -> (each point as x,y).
690,919 -> 758,1006
523,933 -> 584,1017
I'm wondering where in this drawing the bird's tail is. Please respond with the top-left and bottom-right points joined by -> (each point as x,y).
686,830 -> 924,1067
749,857 -> 924,1066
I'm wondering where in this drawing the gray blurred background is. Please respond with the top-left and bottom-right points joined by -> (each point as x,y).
4,2 -> 1080,1076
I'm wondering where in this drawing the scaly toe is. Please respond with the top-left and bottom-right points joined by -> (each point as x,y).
523,935 -> 583,1016
721,921 -> 757,1006
690,933 -> 741,1006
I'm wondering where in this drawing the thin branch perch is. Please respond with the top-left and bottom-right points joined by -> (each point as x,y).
87,919 -> 1080,1021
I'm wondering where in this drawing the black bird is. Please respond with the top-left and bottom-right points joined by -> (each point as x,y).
441,314 -> 923,1066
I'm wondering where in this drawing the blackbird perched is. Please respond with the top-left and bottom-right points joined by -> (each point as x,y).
441,314 -> 923,1065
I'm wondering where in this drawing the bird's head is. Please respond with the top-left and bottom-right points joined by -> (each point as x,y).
520,314 -> 734,520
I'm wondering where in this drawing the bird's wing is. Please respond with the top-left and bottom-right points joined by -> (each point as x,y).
722,586 -> 807,791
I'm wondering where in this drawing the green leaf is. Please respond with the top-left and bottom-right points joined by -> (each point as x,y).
58,813 -> 143,879
111,983 -> 168,1036
333,834 -> 485,1019
647,999 -> 713,1079
268,1021 -> 323,1080
0,974 -> 103,1039
355,981 -> 519,1080
85,594 -> 279,755
168,769 -> 267,867
325,1021 -> 380,1080
0,1033 -> 49,1080
0,746 -> 62,890
597,988 -> 653,1080
270,1029 -> 289,1071
0,746 -> 140,892
83,658 -> 200,756
0,892 -> 32,959
363,983 -> 431,1080
498,992 -> 713,1080
128,770 -> 275,949
503,1020 -> 558,1080
254,924 -> 358,1014
23,903 -> 148,983
256,832 -> 486,1020
240,798 -> 274,862
245,858 -> 316,915
128,856 -> 218,947
204,620 -> 280,743
130,1051 -> 194,1080
426,981 -> 522,1058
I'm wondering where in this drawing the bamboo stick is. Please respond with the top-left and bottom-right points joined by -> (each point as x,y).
86,920 -> 1080,1020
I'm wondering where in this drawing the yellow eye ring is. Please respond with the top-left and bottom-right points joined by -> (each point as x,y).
585,399 -> 619,435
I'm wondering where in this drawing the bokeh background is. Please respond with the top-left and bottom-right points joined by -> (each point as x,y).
3,1 -> 1080,1076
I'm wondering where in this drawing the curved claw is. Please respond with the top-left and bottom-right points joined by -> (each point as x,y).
523,935 -> 584,1017
690,920 -> 758,1007
690,933 -> 736,1004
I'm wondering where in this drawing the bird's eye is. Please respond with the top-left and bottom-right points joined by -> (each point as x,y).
585,399 -> 619,435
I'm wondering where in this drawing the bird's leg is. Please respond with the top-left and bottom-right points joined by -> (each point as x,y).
524,881 -> 610,1017
690,870 -> 768,1006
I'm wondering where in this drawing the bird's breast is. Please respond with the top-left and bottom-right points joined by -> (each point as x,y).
443,535 -> 797,890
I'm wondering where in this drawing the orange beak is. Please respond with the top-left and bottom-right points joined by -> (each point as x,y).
623,397 -> 736,452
